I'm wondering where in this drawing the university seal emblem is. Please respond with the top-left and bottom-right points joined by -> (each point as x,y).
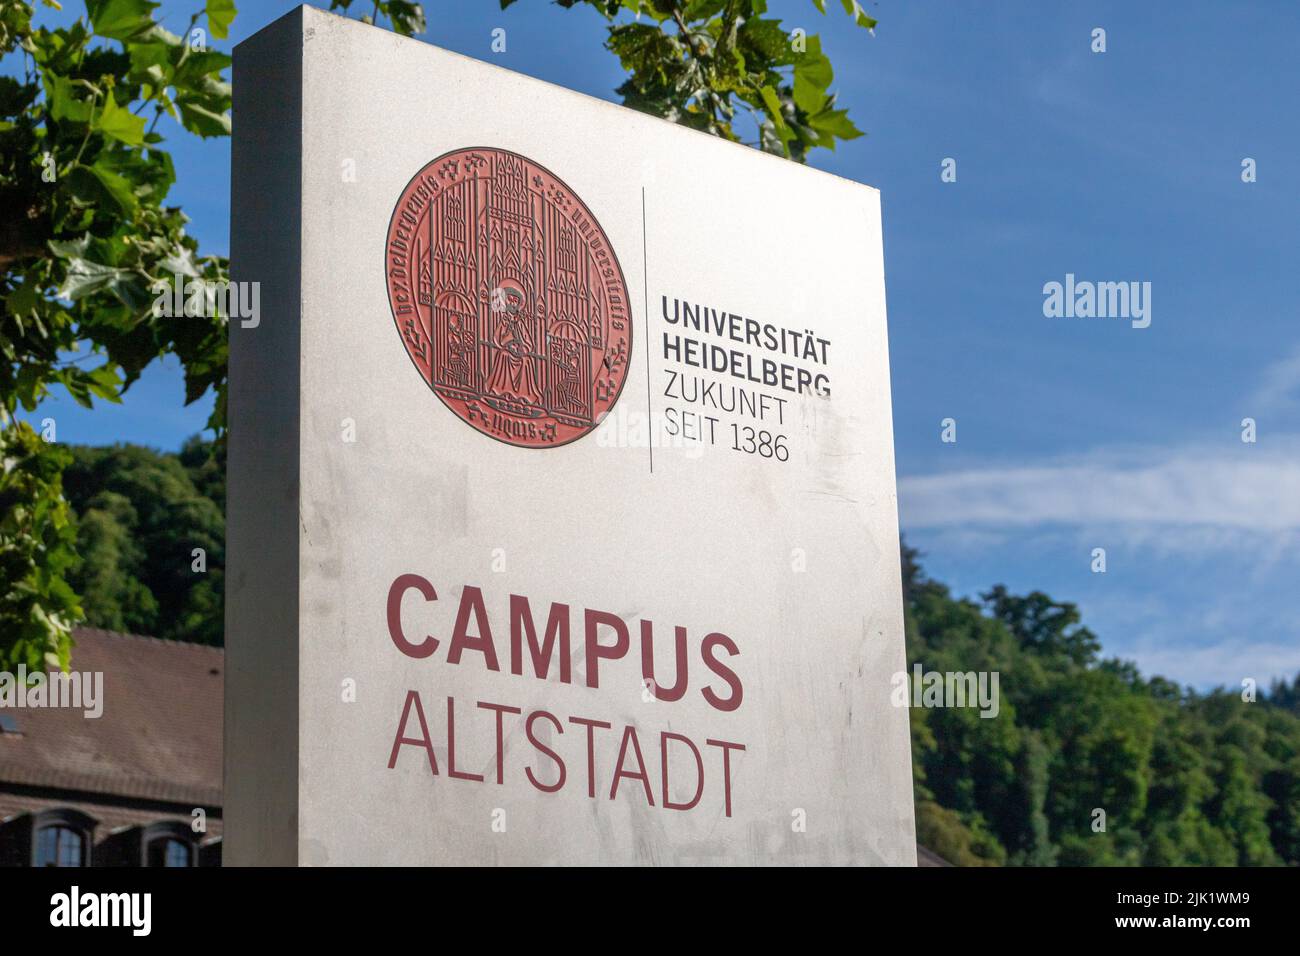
384,147 -> 632,448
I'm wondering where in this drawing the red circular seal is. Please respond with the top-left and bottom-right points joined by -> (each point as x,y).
384,147 -> 632,448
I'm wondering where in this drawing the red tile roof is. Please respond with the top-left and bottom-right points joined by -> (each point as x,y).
0,628 -> 222,807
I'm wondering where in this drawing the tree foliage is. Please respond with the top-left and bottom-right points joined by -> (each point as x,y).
62,436 -> 224,644
903,543 -> 1300,866
0,414 -> 80,670
1,0 -> 234,429
0,0 -> 421,665
503,0 -> 874,161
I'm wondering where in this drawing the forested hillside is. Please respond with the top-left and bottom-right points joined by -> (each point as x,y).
903,547 -> 1300,866
59,441 -> 1300,865
62,439 -> 224,646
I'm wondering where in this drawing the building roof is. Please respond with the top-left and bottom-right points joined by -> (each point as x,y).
0,627 -> 222,808
916,844 -> 953,867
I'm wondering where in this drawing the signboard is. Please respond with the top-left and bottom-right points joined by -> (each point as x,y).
226,5 -> 914,865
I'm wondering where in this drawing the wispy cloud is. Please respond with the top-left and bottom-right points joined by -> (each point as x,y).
900,440 -> 1300,534
1249,344 -> 1300,413
1126,639 -> 1298,691
899,438 -> 1300,689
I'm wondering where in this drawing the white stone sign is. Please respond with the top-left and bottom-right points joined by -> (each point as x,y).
226,5 -> 914,865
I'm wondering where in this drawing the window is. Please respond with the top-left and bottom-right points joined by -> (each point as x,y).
147,835 -> 195,868
35,825 -> 85,867
0,809 -> 96,867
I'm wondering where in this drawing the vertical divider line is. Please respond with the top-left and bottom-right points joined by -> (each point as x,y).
642,186 -> 653,474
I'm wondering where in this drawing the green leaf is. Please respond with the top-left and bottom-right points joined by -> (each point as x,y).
807,106 -> 861,140
684,0 -> 727,20
47,235 -> 91,259
206,0 -> 236,40
160,247 -> 201,278
384,1 -> 426,36
43,73 -> 92,123
737,17 -> 791,64
793,35 -> 832,90
757,85 -> 792,153
135,23 -> 183,47
838,0 -> 877,31
66,160 -> 139,214
86,0 -> 160,41
57,256 -> 128,300
175,94 -> 230,137
5,284 -> 41,325
173,50 -> 231,87
127,39 -> 174,84
95,93 -> 147,145
86,364 -> 125,403
14,363 -> 44,411
792,74 -> 825,115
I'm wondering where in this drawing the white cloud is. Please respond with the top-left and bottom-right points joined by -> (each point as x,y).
899,440 -> 1300,688
900,440 -> 1300,533
1126,639 -> 1298,692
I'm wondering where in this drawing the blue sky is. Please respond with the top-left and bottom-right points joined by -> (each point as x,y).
18,1 -> 1300,690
